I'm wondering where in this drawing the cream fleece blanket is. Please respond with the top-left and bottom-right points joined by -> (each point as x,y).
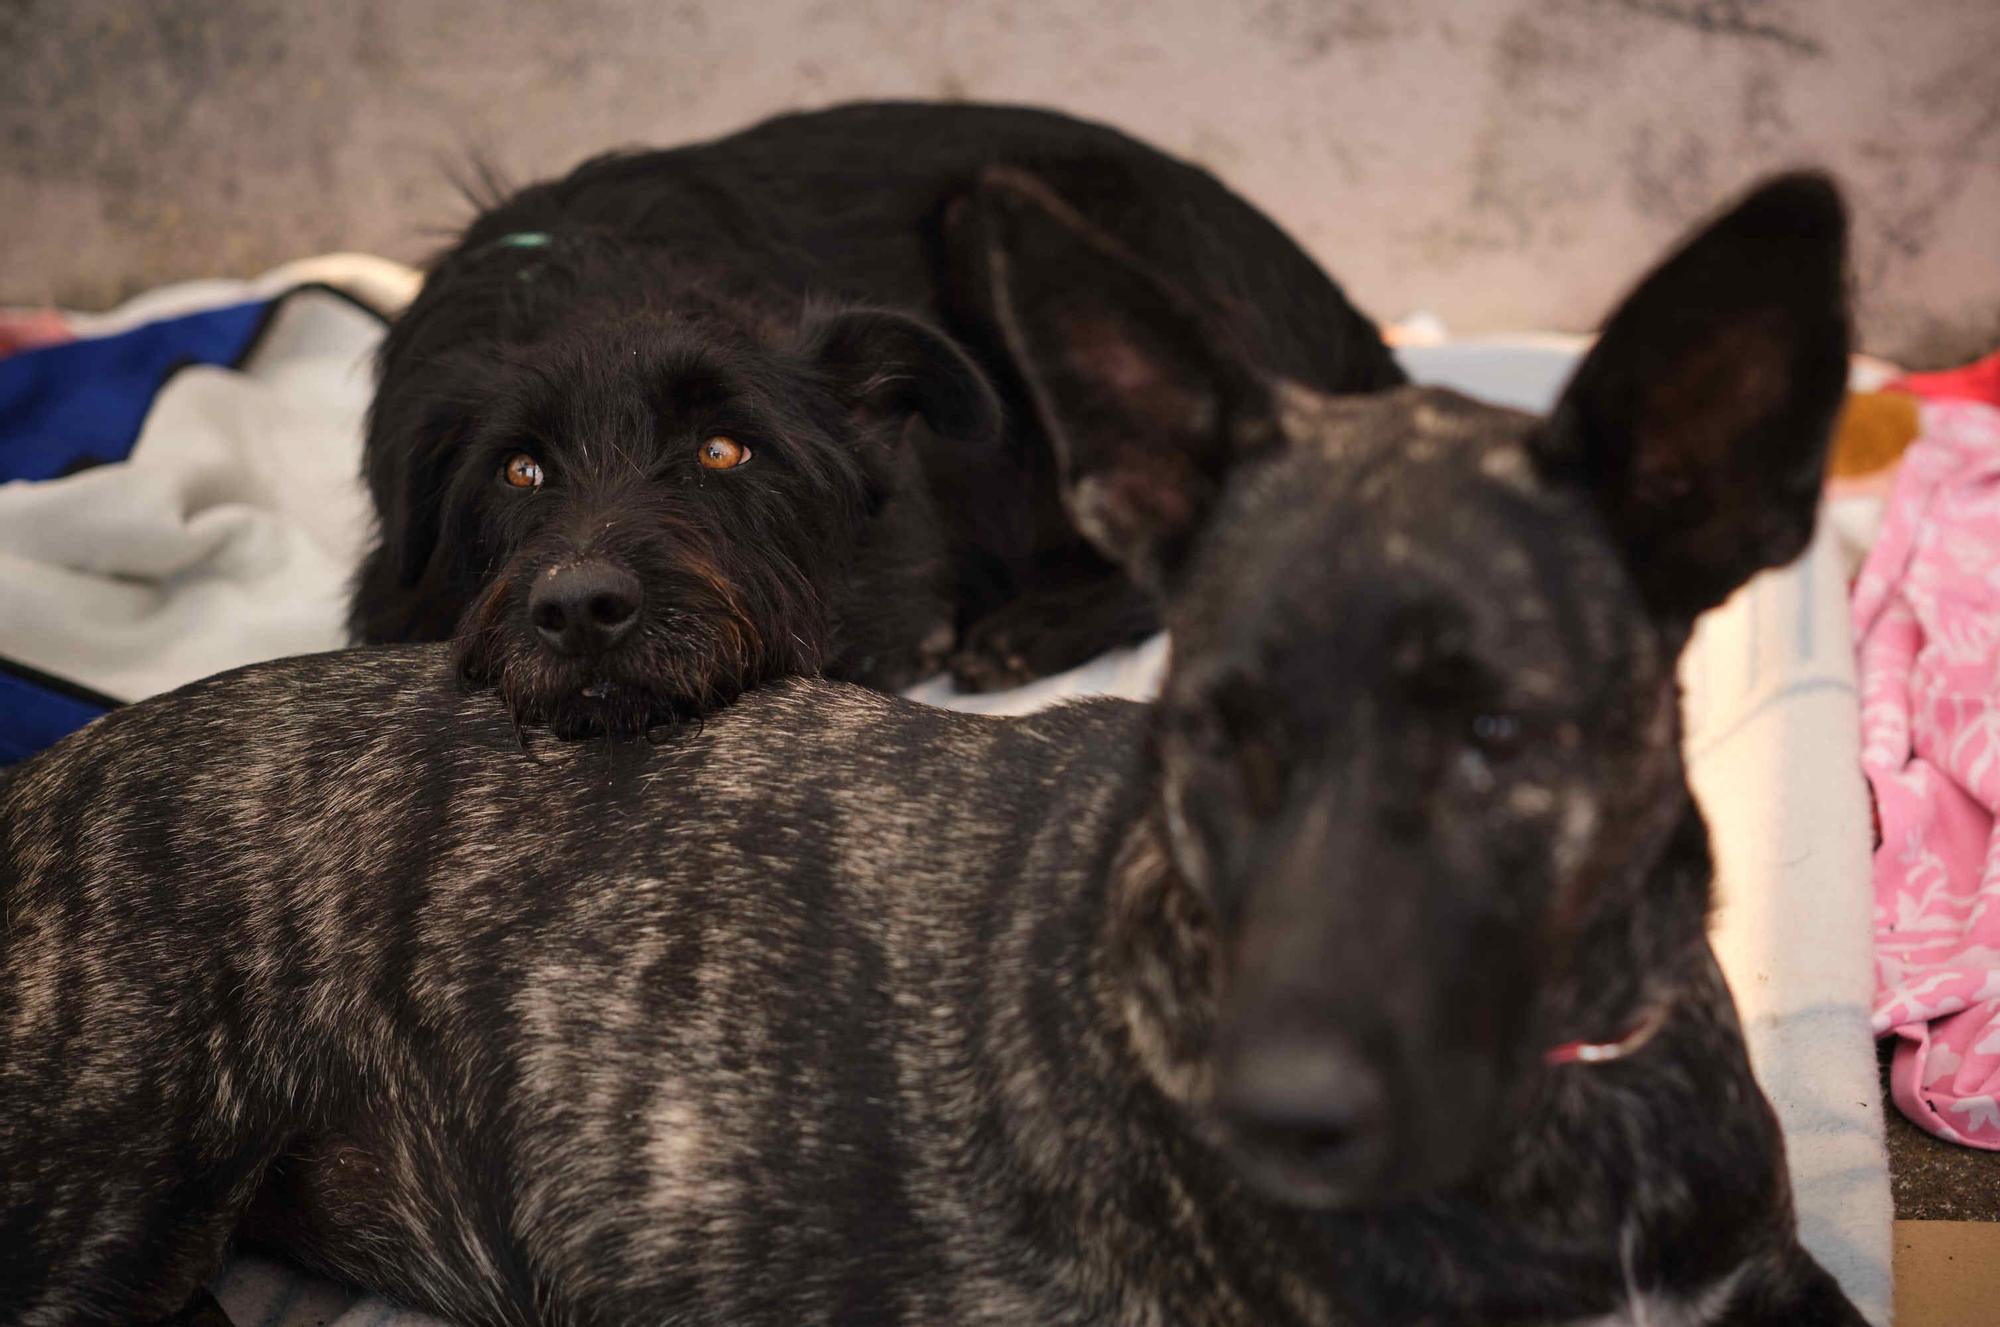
0,276 -> 1889,1324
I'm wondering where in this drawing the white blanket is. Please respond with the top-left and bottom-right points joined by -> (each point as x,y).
0,277 -> 1890,1325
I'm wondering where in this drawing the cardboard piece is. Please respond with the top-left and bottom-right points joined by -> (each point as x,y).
1893,1220 -> 2000,1326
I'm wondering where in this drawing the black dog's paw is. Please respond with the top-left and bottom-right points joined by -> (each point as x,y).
948,623 -> 1040,693
841,622 -> 959,693
951,576 -> 1161,692
951,587 -> 1110,691
948,603 -> 1102,693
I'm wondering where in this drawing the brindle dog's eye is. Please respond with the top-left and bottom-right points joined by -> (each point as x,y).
698,436 -> 751,470
1469,712 -> 1525,762
501,453 -> 544,490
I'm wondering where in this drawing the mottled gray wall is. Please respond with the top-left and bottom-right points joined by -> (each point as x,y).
3,0 -> 1996,364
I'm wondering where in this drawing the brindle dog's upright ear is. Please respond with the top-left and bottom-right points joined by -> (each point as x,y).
1534,172 -> 1851,629
797,306 -> 1002,447
969,167 -> 1277,591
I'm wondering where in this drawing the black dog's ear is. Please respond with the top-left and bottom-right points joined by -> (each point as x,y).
348,367 -> 479,644
800,306 -> 1001,444
969,166 -> 1276,591
1534,172 -> 1850,629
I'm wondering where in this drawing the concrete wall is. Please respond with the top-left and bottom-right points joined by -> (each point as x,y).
4,0 -> 1996,364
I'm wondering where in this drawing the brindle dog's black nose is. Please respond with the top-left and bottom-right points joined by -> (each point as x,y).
529,560 -> 643,658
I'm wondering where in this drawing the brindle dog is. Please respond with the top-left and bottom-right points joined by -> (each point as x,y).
2,170 -> 1863,1325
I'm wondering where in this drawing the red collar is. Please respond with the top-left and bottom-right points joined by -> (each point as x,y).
1543,1001 -> 1672,1067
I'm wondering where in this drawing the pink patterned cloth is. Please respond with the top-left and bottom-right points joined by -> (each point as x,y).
1857,398 -> 2000,1148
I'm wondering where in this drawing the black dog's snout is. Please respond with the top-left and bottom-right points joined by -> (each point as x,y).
1216,1030 -> 1389,1181
529,560 -> 643,658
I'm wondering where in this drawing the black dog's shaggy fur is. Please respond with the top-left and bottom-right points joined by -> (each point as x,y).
351,102 -> 1405,731
2,172 -> 1862,1325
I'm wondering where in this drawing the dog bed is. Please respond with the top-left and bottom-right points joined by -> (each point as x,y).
0,278 -> 1893,1326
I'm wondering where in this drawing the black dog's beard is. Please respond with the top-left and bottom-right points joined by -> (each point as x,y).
454,546 -> 828,740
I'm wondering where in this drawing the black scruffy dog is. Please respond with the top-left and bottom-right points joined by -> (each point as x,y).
3,174 -> 1862,1325
350,102 -> 1404,734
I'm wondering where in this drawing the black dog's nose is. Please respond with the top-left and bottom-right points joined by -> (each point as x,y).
1215,1032 -> 1389,1180
528,560 -> 643,658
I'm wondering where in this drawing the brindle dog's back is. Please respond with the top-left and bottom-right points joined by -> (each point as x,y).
0,648 -> 1153,1324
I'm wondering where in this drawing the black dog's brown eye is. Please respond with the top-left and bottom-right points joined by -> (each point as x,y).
698,436 -> 750,470
502,453 -> 544,489
1469,712 -> 1525,762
